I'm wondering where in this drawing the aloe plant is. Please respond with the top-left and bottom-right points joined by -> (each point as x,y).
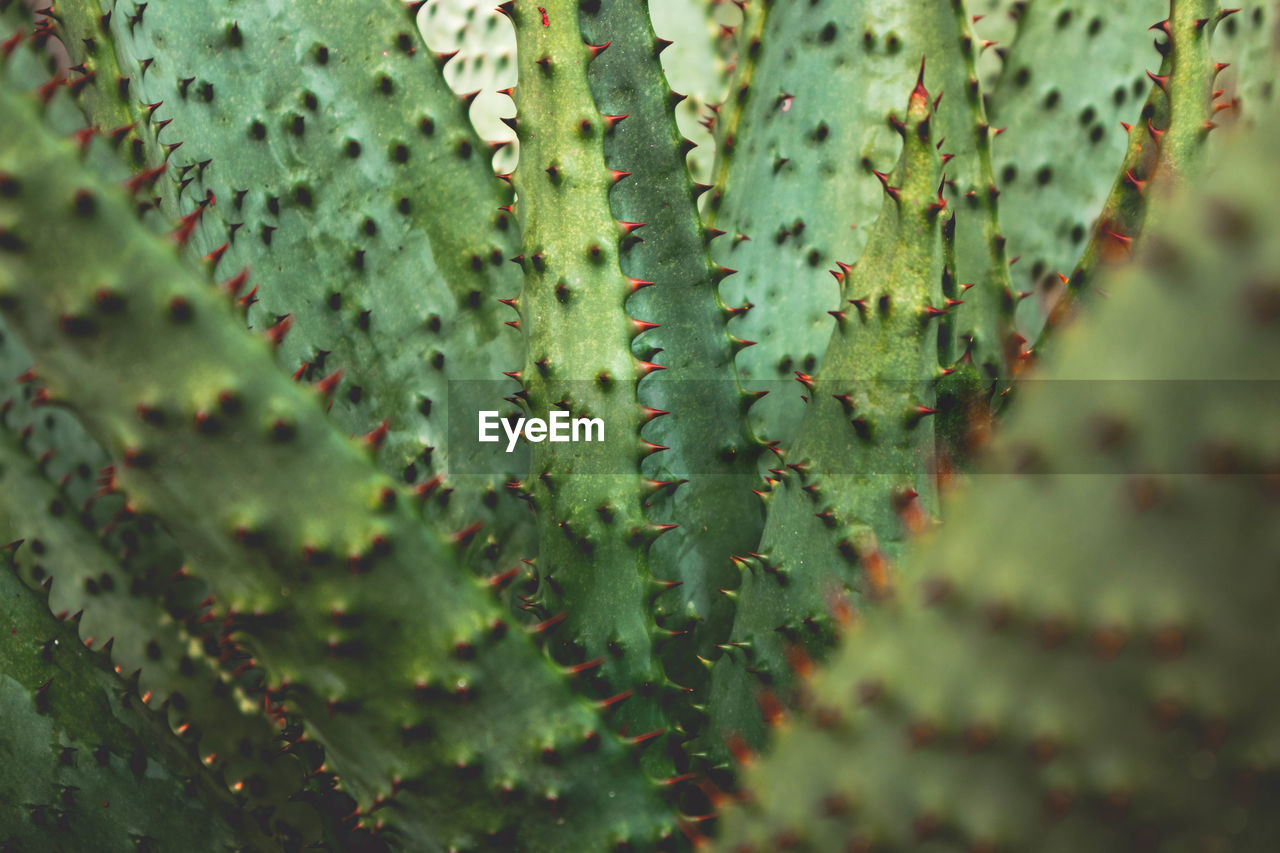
0,0 -> 1275,849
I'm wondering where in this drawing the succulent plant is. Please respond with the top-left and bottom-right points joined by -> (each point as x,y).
0,0 -> 1275,850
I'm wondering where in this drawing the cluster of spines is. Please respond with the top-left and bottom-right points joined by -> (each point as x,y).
930,0 -> 1022,469
695,6 -> 1251,766
0,62 -> 686,848
0,542 -> 273,850
1,0 -> 1274,849
501,2 -> 716,817
49,0 -> 536,597
714,108 -> 1280,849
706,65 -> 952,758
0,384 -> 375,844
692,0 -> 1037,765
573,0 -> 773,786
1030,0 -> 1239,354
701,0 -> 769,222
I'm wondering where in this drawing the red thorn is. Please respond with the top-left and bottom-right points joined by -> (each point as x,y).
37,76 -> 67,104
863,548 -> 891,596
872,170 -> 900,202
912,55 -> 928,101
627,729 -> 664,747
1,31 -> 25,58
786,644 -> 814,680
929,180 -> 948,214
1105,229 -> 1133,250
587,41 -> 611,59
659,773 -> 697,787
726,733 -> 755,766
531,612 -> 567,635
628,277 -> 655,292
757,691 -> 785,726
363,420 -> 390,449
597,690 -> 633,710
567,658 -> 604,675
452,521 -> 483,546
794,371 -> 815,392
236,285 -> 258,312
637,360 -> 666,375
316,369 -> 344,397
222,268 -> 250,297
126,163 -> 167,195
711,265 -> 737,284
632,319 -> 661,335
486,565 -> 521,590
204,242 -> 230,266
266,314 -> 292,347
1146,70 -> 1169,92
72,126 -> 99,150
415,474 -> 446,502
